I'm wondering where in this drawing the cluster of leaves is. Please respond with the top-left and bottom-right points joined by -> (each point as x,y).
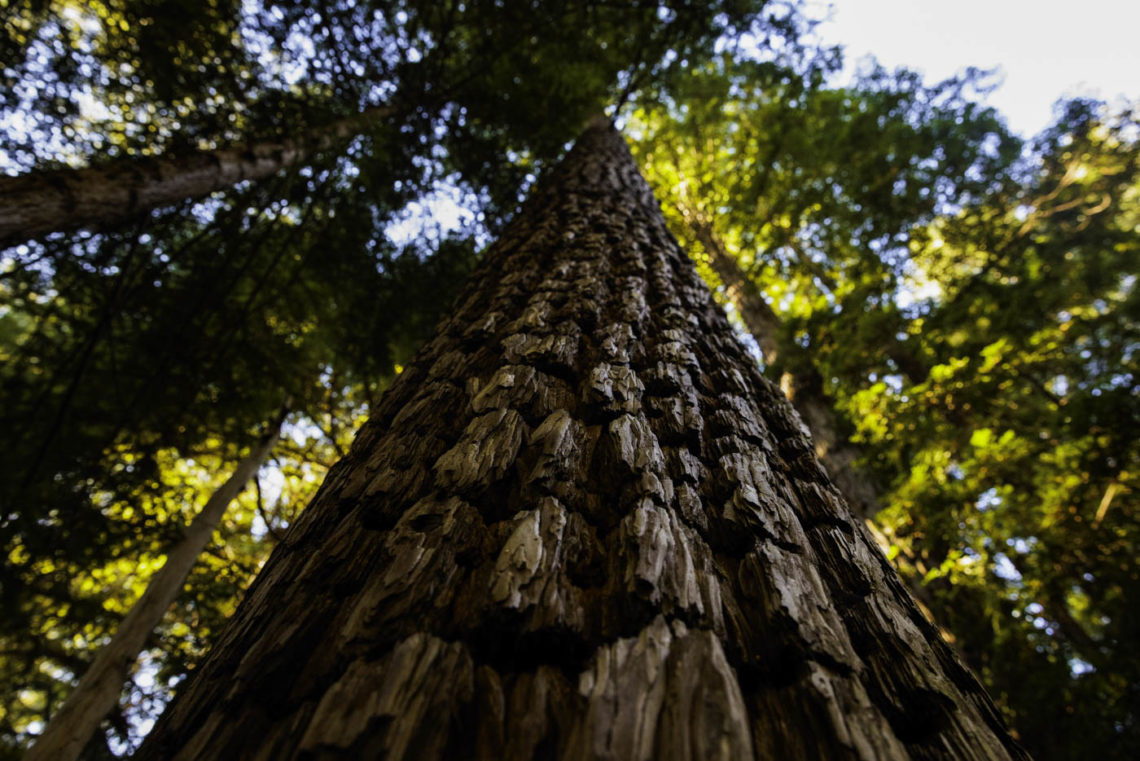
630,49 -> 1017,365
1,0 -> 789,756
630,52 -> 1138,760
846,100 -> 1140,759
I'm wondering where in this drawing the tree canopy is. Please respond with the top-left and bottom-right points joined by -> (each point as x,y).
1,2 -> 1136,759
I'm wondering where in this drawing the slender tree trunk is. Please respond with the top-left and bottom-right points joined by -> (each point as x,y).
0,107 -> 392,248
134,121 -> 1025,761
25,406 -> 287,761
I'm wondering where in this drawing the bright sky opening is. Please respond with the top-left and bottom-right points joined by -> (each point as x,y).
810,0 -> 1140,137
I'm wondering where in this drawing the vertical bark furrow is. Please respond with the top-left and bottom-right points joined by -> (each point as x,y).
136,123 -> 1025,760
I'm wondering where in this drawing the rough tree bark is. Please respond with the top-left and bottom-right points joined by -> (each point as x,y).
683,212 -> 885,520
0,106 -> 391,248
683,217 -> 950,617
134,121 -> 1026,760
25,406 -> 287,761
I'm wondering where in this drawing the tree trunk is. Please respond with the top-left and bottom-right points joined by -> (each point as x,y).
685,215 -> 949,616
25,406 -> 288,761
134,121 -> 1026,761
0,107 -> 391,248
686,214 -> 886,520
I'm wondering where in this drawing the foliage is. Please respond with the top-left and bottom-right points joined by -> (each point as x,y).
0,149 -> 476,751
848,100 -> 1140,759
630,51 -> 1018,372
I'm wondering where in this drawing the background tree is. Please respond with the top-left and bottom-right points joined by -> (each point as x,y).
0,161 -> 478,753
25,403 -> 288,761
843,100 -> 1140,759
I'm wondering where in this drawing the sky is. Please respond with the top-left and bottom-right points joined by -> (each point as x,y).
809,0 -> 1140,137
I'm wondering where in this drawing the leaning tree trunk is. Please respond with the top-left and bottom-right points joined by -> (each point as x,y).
134,120 -> 1026,761
25,406 -> 287,761
0,106 -> 391,248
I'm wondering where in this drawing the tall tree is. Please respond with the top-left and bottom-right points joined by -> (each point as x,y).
134,121 -> 1024,760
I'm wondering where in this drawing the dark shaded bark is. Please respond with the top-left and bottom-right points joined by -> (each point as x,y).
135,121 -> 1026,760
0,106 -> 391,248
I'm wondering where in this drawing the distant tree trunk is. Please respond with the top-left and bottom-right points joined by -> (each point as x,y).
0,106 -> 392,248
134,120 -> 1025,760
25,406 -> 287,761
